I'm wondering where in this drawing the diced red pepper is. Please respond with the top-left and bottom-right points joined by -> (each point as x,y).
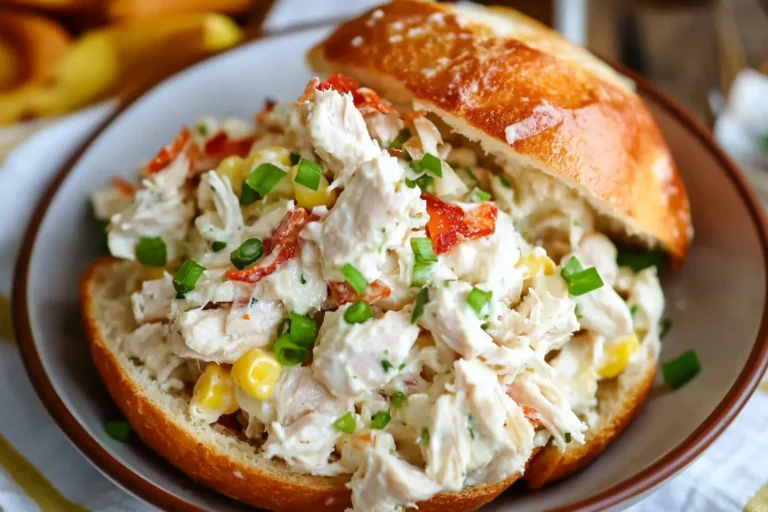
317,73 -> 395,114
112,176 -> 137,196
146,126 -> 195,174
226,209 -> 317,283
328,280 -> 392,305
522,405 -> 541,428
422,194 -> 498,254
204,132 -> 257,160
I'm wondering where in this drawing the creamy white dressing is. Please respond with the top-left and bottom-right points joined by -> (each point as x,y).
93,76 -> 670,512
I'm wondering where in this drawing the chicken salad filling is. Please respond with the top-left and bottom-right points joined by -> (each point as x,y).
92,74 -> 666,512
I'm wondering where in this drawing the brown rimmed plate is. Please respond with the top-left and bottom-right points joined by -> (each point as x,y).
12,24 -> 768,512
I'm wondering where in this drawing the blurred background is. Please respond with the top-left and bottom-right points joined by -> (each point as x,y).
0,0 -> 767,177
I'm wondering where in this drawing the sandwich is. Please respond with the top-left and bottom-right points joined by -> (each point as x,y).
82,1 -> 692,511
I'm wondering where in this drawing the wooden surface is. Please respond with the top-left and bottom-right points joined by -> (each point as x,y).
586,0 -> 768,125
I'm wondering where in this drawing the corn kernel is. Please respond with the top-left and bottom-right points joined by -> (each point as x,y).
190,363 -> 239,421
598,333 -> 641,379
250,146 -> 291,167
142,266 -> 166,282
231,348 -> 282,401
515,253 -> 556,278
215,156 -> 245,194
290,165 -> 336,210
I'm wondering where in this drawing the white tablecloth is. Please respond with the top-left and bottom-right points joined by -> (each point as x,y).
1,2 -> 768,511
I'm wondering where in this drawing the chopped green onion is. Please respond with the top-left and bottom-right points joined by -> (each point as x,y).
381,359 -> 393,371
419,153 -> 443,177
629,304 -> 638,317
196,123 -> 208,136
417,427 -> 430,445
273,333 -> 312,366
289,152 -> 301,166
661,318 -> 673,338
561,257 -> 604,296
499,176 -> 512,188
333,412 -> 357,434
411,262 -> 434,287
289,312 -> 318,346
762,134 -> 768,149
371,411 -> 391,429
564,432 -> 572,443
467,415 -> 476,439
240,183 -> 260,205
242,163 -> 286,202
344,300 -> 373,324
341,263 -> 368,295
405,174 -> 434,192
212,241 -> 227,252
99,221 -> 110,255
471,188 -> 491,202
464,167 -> 480,184
411,288 -> 429,323
392,391 -> 407,408
135,236 -> 167,267
466,287 -> 492,316
172,260 -> 205,297
617,250 -> 665,273
411,238 -> 437,264
661,349 -> 701,390
295,159 -> 323,190
390,128 -> 411,150
105,420 -> 131,442
230,238 -> 264,269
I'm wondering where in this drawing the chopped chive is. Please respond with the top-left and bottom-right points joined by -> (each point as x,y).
417,427 -> 430,445
661,349 -> 701,390
661,318 -> 673,338
242,163 -> 286,203
381,359 -> 394,371
341,263 -> 368,295
212,240 -> 227,252
240,183 -> 260,205
419,153 -> 443,177
294,159 -> 323,190
467,415 -> 476,439
230,238 -> 263,269
466,287 -> 492,316
135,236 -> 167,267
390,128 -> 411,149
405,173 -> 434,192
471,188 -> 491,202
371,410 -> 391,429
499,176 -> 512,188
411,262 -> 435,287
196,123 -> 208,136
411,238 -> 437,264
344,300 -> 373,324
274,333 -> 312,366
617,250 -> 666,273
105,420 -> 131,442
172,259 -> 205,297
629,304 -> 638,317
564,432 -> 572,443
333,412 -> 357,434
464,167 -> 480,184
411,288 -> 429,323
289,152 -> 301,165
392,391 -> 407,408
561,257 -> 603,296
289,312 -> 318,346
762,134 -> 768,149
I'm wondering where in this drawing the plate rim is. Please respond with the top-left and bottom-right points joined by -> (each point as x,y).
12,23 -> 768,512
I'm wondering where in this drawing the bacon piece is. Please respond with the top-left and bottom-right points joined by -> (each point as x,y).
146,126 -> 194,174
328,280 -> 392,305
112,176 -> 137,196
204,132 -> 257,160
317,73 -> 395,114
295,77 -> 320,105
226,209 -> 317,283
422,193 -> 498,254
255,98 -> 276,125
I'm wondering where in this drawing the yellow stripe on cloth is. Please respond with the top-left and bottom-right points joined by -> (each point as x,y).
0,295 -> 13,342
0,433 -> 90,512
746,482 -> 768,512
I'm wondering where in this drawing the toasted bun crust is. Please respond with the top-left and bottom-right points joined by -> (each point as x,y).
308,0 -> 692,260
81,257 -> 523,512
524,341 -> 658,487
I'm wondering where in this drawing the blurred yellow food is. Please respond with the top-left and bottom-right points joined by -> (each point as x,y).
107,0 -> 255,21
2,0 -> 100,13
0,13 -> 242,125
0,9 -> 72,89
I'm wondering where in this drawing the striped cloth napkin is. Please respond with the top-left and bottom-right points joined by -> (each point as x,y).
1,3 -> 767,511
